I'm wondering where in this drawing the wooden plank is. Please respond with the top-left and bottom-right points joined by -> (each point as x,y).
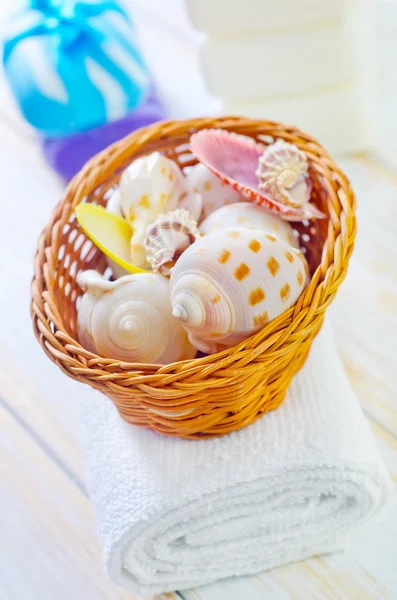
0,401 -> 179,600
329,157 -> 397,435
0,127 -> 178,598
0,125 -> 85,482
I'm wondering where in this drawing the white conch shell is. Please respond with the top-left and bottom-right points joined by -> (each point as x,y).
120,152 -> 187,269
256,140 -> 311,208
199,202 -> 299,249
170,227 -> 309,354
144,208 -> 201,276
77,270 -> 196,364
185,162 -> 243,221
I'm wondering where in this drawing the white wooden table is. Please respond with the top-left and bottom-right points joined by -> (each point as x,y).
0,13 -> 396,600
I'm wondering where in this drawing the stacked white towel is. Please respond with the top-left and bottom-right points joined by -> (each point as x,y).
80,324 -> 390,596
375,0 -> 397,169
130,0 -> 375,154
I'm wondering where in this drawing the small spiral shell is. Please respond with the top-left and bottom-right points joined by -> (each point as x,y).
256,140 -> 311,208
77,270 -> 196,364
190,129 -> 325,221
144,208 -> 201,276
170,227 -> 309,354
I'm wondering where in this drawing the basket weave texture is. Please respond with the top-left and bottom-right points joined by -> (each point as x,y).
31,116 -> 356,439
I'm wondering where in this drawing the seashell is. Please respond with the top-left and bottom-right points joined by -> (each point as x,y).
170,227 -> 309,354
77,270 -> 196,364
120,152 -> 187,269
178,190 -> 203,222
199,202 -> 299,249
256,140 -> 312,208
185,162 -> 243,221
144,208 -> 201,276
106,188 -> 123,218
190,129 -> 326,221
104,189 -> 129,277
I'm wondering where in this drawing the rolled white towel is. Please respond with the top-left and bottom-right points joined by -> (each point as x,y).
80,324 -> 391,596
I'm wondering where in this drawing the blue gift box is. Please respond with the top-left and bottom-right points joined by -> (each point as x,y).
2,0 -> 152,137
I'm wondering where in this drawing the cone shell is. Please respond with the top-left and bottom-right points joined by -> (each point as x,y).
77,270 -> 196,364
170,227 -> 309,354
185,162 -> 243,221
256,140 -> 312,208
144,208 -> 201,276
190,129 -> 326,221
199,202 -> 299,249
119,152 -> 187,269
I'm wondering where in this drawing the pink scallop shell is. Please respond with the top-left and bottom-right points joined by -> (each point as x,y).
190,129 -> 326,221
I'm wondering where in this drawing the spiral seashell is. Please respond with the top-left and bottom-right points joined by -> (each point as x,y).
119,152 -> 187,269
144,208 -> 201,276
256,140 -> 311,208
170,227 -> 309,354
199,202 -> 299,249
77,270 -> 197,364
190,129 -> 326,221
185,162 -> 243,221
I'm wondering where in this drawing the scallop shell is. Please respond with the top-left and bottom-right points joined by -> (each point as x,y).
185,162 -> 243,221
144,208 -> 201,276
120,152 -> 187,269
256,140 -> 311,208
77,270 -> 196,364
190,129 -> 326,221
199,202 -> 299,249
170,227 -> 309,354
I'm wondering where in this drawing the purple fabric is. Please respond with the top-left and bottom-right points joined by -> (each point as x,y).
42,88 -> 166,181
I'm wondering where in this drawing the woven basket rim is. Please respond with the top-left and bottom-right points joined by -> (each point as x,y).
30,116 -> 356,439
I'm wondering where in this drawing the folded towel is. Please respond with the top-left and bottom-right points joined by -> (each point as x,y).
80,324 -> 391,596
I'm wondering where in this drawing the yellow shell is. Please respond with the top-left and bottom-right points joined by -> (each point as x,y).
74,204 -> 149,279
199,202 -> 299,248
170,227 -> 309,354
120,152 -> 187,269
77,270 -> 196,364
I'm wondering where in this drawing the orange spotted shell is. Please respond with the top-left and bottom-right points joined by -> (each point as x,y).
119,152 -> 187,269
170,227 -> 309,354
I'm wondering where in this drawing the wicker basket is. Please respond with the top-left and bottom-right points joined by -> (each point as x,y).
31,116 -> 356,439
